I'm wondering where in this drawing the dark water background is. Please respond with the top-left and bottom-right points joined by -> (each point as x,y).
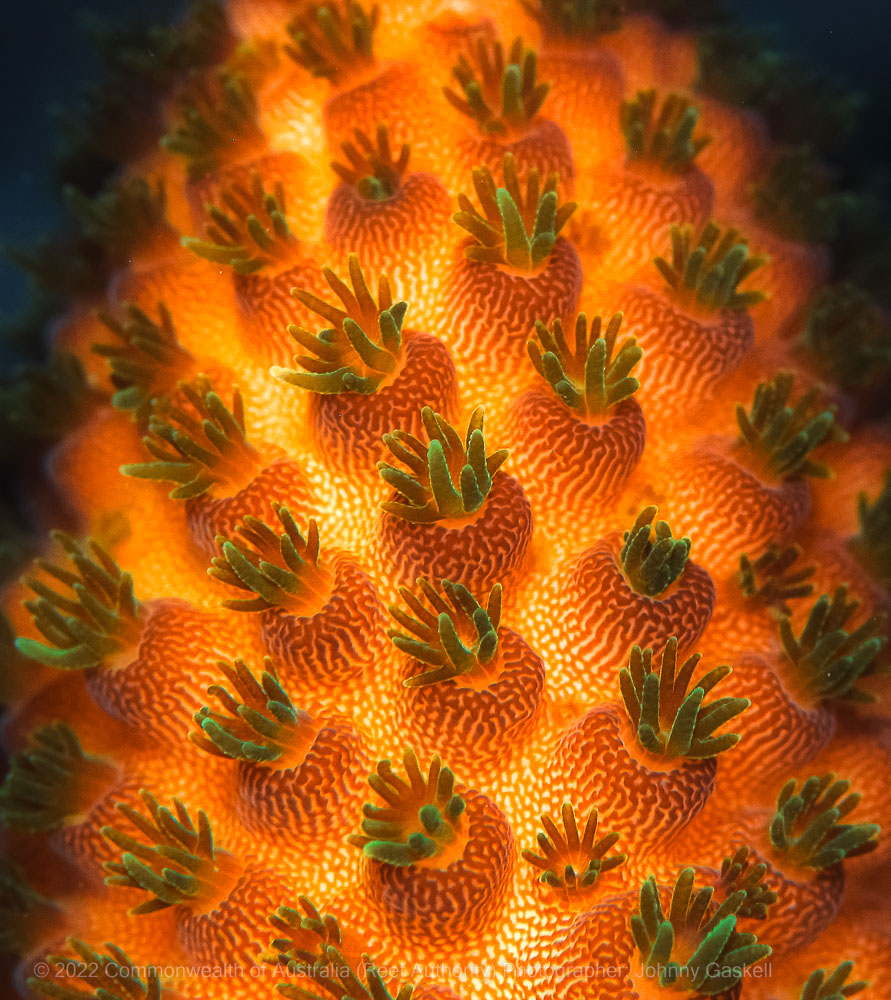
0,0 -> 889,321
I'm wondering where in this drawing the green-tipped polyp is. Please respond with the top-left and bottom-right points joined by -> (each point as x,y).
348,749 -> 466,867
285,1 -> 378,82
266,899 -> 413,1000
0,723 -> 118,832
753,146 -> 846,244
631,868 -> 772,996
850,471 -> 891,588
208,505 -> 331,614
64,174 -> 176,261
797,961 -> 868,1000
0,352 -> 90,444
621,90 -> 710,173
0,861 -> 59,958
102,790 -> 233,915
16,532 -> 142,670
520,0 -> 623,37
190,656 -> 316,764
161,71 -> 264,181
378,406 -> 509,524
93,301 -> 195,420
182,173 -> 298,274
522,803 -> 625,894
778,585 -> 885,703
718,846 -> 778,920
453,152 -> 576,271
620,506 -> 691,597
121,376 -> 262,499
737,544 -> 816,616
331,123 -> 410,201
271,254 -> 408,394
769,774 -> 880,869
28,939 -> 165,1000
620,638 -> 750,760
654,220 -> 768,313
735,372 -> 846,481
800,282 -> 891,392
388,578 -> 502,686
265,894 -> 342,969
527,311 -> 641,418
443,36 -> 550,136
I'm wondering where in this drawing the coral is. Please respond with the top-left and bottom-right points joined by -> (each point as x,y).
209,504 -> 386,692
122,375 -> 316,556
540,506 -> 716,701
522,803 -> 626,897
2,1 -> 890,998
609,220 -> 766,430
630,868 -> 772,995
272,254 -> 457,469
387,578 -> 544,772
377,406 -> 533,590
347,749 -> 514,947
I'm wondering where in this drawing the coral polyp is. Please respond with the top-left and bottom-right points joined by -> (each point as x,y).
1,0 -> 890,999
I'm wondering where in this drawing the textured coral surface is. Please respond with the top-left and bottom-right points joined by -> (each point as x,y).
1,2 -> 890,1000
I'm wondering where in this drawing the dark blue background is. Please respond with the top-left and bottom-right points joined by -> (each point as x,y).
1,1 -> 889,318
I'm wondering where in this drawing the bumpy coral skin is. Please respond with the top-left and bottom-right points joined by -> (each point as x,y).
510,389 -> 646,516
665,439 -> 812,578
307,330 -> 459,471
716,652 -> 836,786
610,283 -> 755,428
396,627 -> 545,773
550,704 -> 716,858
3,1 -> 890,999
255,555 -> 387,693
547,534 -> 716,698
359,785 -> 515,948
186,456 -> 318,557
443,236 -> 583,386
379,470 -> 534,591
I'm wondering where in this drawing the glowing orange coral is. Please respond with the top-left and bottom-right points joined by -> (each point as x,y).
3,1 -> 891,999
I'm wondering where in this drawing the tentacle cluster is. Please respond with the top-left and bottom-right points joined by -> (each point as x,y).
285,1 -> 379,81
621,90 -> 710,172
527,311 -> 641,417
452,153 -> 576,270
769,774 -> 880,869
162,71 -> 263,179
272,255 -> 408,394
777,586 -> 885,702
122,376 -> 263,499
619,506 -> 691,597
0,723 -> 117,832
102,790 -> 229,914
443,37 -> 550,135
378,406 -> 509,523
738,543 -> 816,615
209,505 -> 330,613
347,749 -> 466,866
16,533 -> 142,670
190,656 -> 315,763
735,373 -> 845,480
93,302 -> 194,419
718,846 -> 778,920
521,803 -> 625,892
619,638 -> 749,759
183,174 -> 298,273
654,221 -> 768,312
332,123 -> 410,200
387,578 -> 502,686
631,868 -> 772,995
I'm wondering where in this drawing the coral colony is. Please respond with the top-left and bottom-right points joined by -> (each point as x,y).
1,1 -> 889,1000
